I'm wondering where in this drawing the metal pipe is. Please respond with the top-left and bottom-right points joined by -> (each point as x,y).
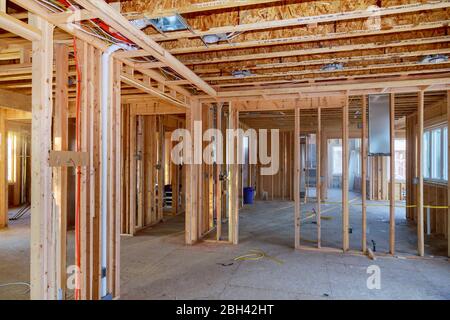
100,43 -> 133,298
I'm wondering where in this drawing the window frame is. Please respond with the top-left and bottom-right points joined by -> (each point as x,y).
7,131 -> 17,184
423,124 -> 448,184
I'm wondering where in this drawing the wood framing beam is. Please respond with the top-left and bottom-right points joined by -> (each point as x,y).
417,90 -> 425,257
0,88 -> 31,111
185,99 -> 201,244
150,1 -> 450,42
316,108 -> 321,249
49,9 -> 97,25
234,96 -> 346,112
29,14 -> 55,300
184,62 -> 450,85
129,113 -> 136,235
389,93 -> 396,255
216,103 -> 222,241
0,108 -> 7,229
0,11 -> 41,41
245,48 -> 450,73
361,95 -> 367,253
342,94 -> 349,252
121,73 -> 189,109
129,102 -> 186,115
182,35 -> 450,65
228,102 -> 239,245
73,0 -> 216,97
127,0 -> 283,19
214,76 -> 450,98
169,20 -> 450,55
10,0 -> 192,100
157,116 -> 164,223
294,106 -> 300,249
53,43 -> 69,298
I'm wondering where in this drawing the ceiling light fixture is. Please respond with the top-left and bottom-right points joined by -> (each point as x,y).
321,63 -> 344,72
420,54 -> 449,64
232,70 -> 254,78
202,33 -> 229,44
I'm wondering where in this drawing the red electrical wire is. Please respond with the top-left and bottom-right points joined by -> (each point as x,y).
73,37 -> 82,301
55,0 -> 132,44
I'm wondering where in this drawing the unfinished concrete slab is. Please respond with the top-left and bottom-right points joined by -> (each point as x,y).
119,201 -> 450,300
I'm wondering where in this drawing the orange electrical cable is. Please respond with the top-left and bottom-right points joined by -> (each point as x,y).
73,37 -> 82,301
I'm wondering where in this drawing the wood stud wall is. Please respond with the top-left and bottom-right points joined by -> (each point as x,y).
29,14 -> 55,300
24,16 -> 122,298
2,0 -> 450,302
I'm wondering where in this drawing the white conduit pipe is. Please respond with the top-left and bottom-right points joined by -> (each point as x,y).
101,43 -> 133,299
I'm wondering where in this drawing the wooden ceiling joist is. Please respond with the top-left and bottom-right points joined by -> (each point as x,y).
9,0 -> 209,99
209,76 -> 450,99
170,63 -> 450,85
0,87 -> 30,111
141,0 -> 450,42
182,35 -> 450,65
122,0 -> 284,19
121,72 -> 189,109
0,11 -> 41,41
73,0 -> 217,97
167,20 -> 450,55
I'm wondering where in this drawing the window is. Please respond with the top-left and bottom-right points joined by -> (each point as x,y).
7,132 -> 16,183
332,145 -> 342,175
431,129 -> 442,179
395,139 -> 406,181
423,132 -> 430,179
423,125 -> 448,182
444,127 -> 448,180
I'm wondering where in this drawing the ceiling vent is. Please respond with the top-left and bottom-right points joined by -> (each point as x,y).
202,33 -> 228,44
420,54 -> 448,64
232,70 -> 254,78
321,63 -> 344,72
149,14 -> 189,32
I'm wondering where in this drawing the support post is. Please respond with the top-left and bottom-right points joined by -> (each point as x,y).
216,103 -> 222,241
361,95 -> 367,253
417,90 -> 425,257
342,94 -> 350,252
53,43 -> 69,298
29,15 -> 55,299
389,93 -> 396,254
0,108 -> 7,229
129,114 -> 136,235
185,99 -> 201,244
228,102 -> 239,244
294,106 -> 301,249
316,108 -> 321,248
158,116 -> 165,222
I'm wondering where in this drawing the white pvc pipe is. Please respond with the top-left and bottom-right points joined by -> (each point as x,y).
100,43 -> 132,298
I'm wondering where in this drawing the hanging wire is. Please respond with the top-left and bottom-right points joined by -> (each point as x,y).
37,0 -> 64,13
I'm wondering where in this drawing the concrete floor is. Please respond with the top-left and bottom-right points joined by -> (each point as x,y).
120,191 -> 450,300
1,191 -> 450,300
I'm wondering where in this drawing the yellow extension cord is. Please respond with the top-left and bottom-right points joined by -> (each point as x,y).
234,249 -> 284,265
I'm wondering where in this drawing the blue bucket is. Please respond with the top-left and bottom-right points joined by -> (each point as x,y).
243,187 -> 254,204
